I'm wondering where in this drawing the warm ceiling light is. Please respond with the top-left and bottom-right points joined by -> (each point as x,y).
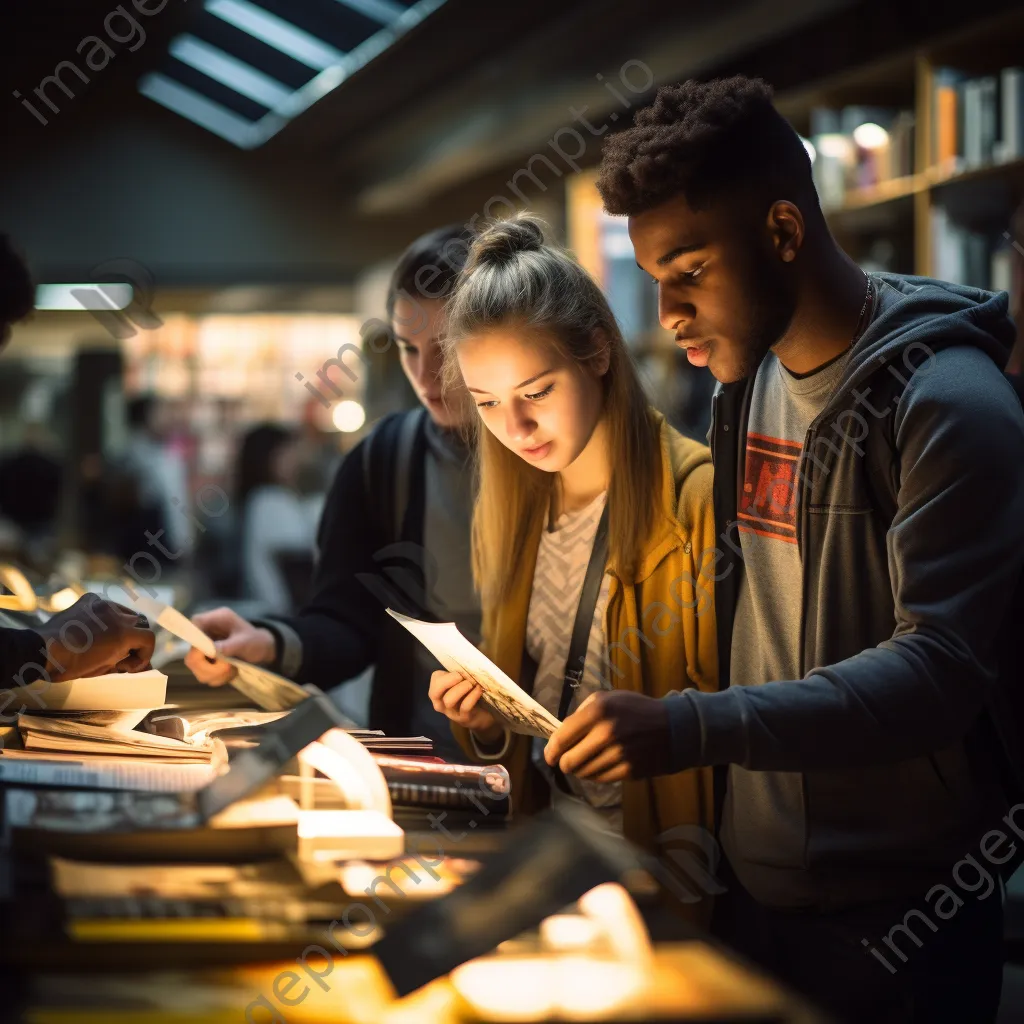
853,122 -> 890,150
332,400 -> 366,433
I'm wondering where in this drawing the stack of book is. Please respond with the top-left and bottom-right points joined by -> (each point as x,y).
12,713 -> 221,764
0,669 -> 226,788
932,66 -> 1024,171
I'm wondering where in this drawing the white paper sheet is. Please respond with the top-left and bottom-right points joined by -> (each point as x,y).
385,609 -> 561,738
6,669 -> 168,712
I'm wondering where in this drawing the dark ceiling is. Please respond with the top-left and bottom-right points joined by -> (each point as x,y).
2,0 -> 1021,283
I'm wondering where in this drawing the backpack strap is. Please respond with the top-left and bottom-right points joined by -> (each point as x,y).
361,408 -> 427,547
393,407 -> 427,542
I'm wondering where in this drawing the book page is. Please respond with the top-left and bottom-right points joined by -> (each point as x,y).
147,709 -> 288,744
37,709 -> 154,731
4,669 -> 168,712
224,659 -> 311,711
385,610 -> 560,738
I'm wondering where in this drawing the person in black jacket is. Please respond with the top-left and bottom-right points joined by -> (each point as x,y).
185,225 -> 479,761
543,78 -> 1024,1023
0,234 -> 155,700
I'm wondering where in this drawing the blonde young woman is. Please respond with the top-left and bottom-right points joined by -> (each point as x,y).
428,216 -> 719,914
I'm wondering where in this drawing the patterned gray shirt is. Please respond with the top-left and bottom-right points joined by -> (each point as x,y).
526,491 -> 622,832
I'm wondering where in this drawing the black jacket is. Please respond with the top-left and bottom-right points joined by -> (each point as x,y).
264,410 -> 435,736
1,625 -> 46,709
666,275 -> 1024,906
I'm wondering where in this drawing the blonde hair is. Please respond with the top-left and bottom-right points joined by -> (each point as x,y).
441,214 -> 661,605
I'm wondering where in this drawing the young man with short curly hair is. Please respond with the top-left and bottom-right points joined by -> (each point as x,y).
544,76 -> 1024,1022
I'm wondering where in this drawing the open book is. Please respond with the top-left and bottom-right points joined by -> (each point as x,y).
386,609 -> 560,739
13,713 -> 222,764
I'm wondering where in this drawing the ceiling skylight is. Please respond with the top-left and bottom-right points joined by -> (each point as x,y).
140,0 -> 448,147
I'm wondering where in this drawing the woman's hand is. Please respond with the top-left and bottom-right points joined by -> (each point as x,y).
429,670 -> 503,743
182,607 -> 275,686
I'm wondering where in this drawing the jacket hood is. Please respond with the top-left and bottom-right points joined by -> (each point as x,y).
840,274 -> 1015,394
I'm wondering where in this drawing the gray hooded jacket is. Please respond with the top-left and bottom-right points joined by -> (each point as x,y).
667,274 -> 1024,909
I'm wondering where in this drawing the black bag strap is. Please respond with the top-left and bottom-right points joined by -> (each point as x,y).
361,408 -> 427,547
393,407 -> 427,542
551,503 -> 609,795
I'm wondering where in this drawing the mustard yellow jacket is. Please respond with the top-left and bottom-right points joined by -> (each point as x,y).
454,414 -> 719,913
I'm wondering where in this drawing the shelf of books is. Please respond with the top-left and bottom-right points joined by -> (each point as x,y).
568,7 -> 1024,327
779,6 -> 1024,287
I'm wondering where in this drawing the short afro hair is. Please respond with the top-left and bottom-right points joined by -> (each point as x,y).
597,76 -> 815,218
0,234 -> 35,332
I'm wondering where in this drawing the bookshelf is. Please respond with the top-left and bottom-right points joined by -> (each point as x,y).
563,7 -> 1024,438
777,7 -> 1024,282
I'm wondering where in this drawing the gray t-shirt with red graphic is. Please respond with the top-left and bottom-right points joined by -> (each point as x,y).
722,345 -> 852,908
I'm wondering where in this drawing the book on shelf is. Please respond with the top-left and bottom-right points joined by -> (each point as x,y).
930,205 -> 1010,292
934,67 -> 963,171
932,65 -> 1024,171
810,104 -> 916,207
1000,68 -> 1024,163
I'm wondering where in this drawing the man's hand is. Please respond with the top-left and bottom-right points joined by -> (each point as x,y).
37,593 -> 155,681
183,607 -> 275,687
543,691 -> 673,782
429,670 -> 503,744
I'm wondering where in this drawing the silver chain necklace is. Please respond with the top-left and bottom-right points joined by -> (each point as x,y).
853,271 -> 874,343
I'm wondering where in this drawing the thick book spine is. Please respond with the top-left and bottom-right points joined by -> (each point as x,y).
386,781 -> 510,814
1002,68 -> 1024,161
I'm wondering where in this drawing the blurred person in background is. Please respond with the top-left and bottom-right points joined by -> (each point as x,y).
0,233 -> 155,686
235,423 -> 317,614
123,395 -> 191,558
0,421 -> 62,564
185,225 -> 478,761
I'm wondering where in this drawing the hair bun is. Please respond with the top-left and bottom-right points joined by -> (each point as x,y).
470,216 -> 545,270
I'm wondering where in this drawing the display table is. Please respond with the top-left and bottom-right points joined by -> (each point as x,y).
13,942 -> 824,1023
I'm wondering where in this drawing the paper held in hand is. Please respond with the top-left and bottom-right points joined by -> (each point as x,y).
385,609 -> 561,739
127,596 -> 310,712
